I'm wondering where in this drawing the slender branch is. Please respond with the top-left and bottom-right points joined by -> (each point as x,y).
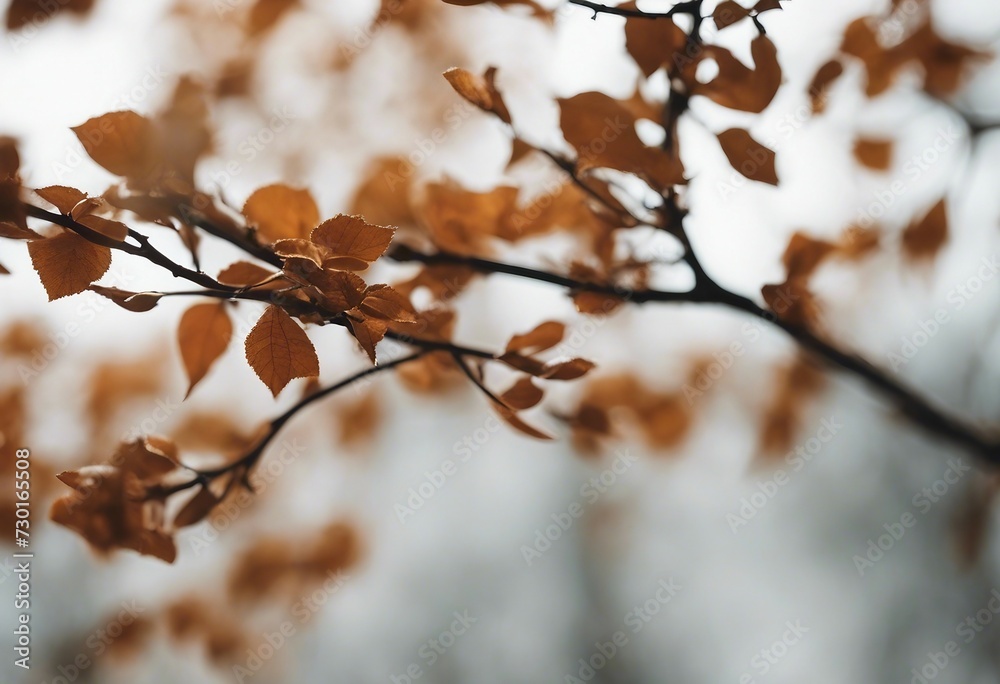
387,244 -> 699,304
567,0 -> 700,19
451,351 -> 511,409
25,204 -> 235,292
160,351 -> 428,495
389,243 -> 1000,464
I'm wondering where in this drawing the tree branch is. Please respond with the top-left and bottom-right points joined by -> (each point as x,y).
388,243 -> 1000,465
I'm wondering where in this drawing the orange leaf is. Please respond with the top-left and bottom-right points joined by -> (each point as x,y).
307,269 -> 366,312
714,1 -> 750,29
242,184 -> 319,242
173,486 -> 219,528
853,138 -> 893,171
89,286 -> 162,312
541,358 -> 596,381
623,3 -> 687,77
496,407 -> 554,440
35,185 -> 87,214
71,111 -> 158,181
559,92 -> 685,188
807,59 -> 843,114
178,303 -> 233,398
347,312 -> 388,364
245,305 -> 320,396
500,377 -> 543,410
77,214 -> 129,242
311,214 -> 395,266
358,285 -> 416,323
442,66 -> 512,124
506,321 -> 565,354
717,128 -> 779,185
217,261 -> 284,289
902,199 -> 948,261
694,37 -> 781,113
28,232 -> 111,300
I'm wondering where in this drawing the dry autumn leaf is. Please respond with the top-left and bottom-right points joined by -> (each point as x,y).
853,138 -> 893,171
506,321 -> 565,354
35,186 -> 88,214
902,199 -> 948,261
245,305 -> 320,396
178,302 -> 233,397
717,128 -> 779,185
559,91 -> 685,188
72,111 -> 158,182
89,285 -> 163,312
28,232 -> 112,300
311,214 -> 395,267
443,66 -> 512,124
242,184 -> 320,242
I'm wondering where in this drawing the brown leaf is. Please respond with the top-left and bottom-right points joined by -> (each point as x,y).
506,321 -> 565,354
72,111 -> 158,181
311,214 -> 395,266
359,284 -> 417,323
714,1 -> 751,29
347,312 -> 388,364
217,261 -> 285,289
89,286 -> 163,312
807,59 -> 844,114
497,407 -> 554,440
558,92 -> 685,188
173,486 -> 219,528
35,185 -> 87,214
717,128 -> 779,185
28,232 -> 112,300
623,3 -> 687,77
242,184 -> 319,242
541,358 -> 596,381
77,214 -> 129,242
6,0 -> 94,30
245,305 -> 320,396
178,303 -> 233,398
500,377 -> 543,410
782,232 -> 836,280
248,0 -> 298,36
306,269 -> 366,312
902,199 -> 948,261
853,138 -> 893,171
0,221 -> 39,240
443,66 -> 512,124
349,157 -> 416,228
694,36 -> 782,113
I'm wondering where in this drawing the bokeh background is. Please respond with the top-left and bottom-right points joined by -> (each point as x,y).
2,0 -> 1000,682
